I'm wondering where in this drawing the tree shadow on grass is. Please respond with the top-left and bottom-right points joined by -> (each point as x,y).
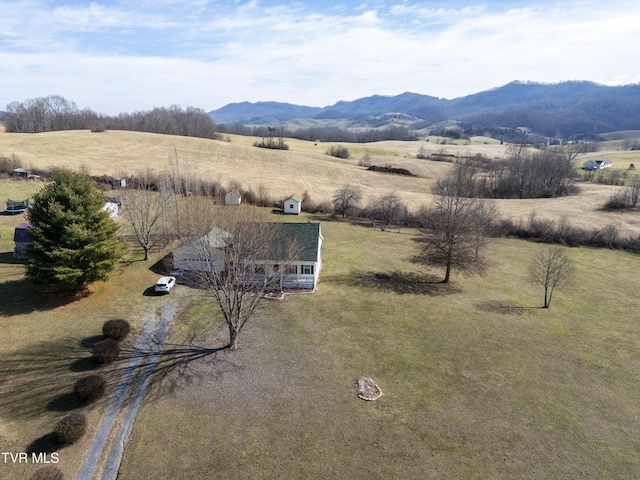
0,336 -> 103,419
475,300 -> 540,315
121,336 -> 229,399
325,270 -> 461,296
0,251 -> 21,265
0,279 -> 89,316
0,331 -> 230,422
26,433 -> 59,455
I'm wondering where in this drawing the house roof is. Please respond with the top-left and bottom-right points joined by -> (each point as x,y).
275,222 -> 321,262
284,195 -> 302,203
172,227 -> 231,255
172,222 -> 322,263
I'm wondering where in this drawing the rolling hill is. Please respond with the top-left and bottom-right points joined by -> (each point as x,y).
1,128 -> 639,238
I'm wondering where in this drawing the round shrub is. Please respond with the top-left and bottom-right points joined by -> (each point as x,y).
30,466 -> 65,480
92,338 -> 120,365
102,319 -> 131,341
74,374 -> 107,403
54,412 -> 87,446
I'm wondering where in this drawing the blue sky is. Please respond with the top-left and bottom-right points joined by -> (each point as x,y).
1,0 -> 639,114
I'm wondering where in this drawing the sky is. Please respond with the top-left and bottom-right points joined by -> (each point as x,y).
1,0 -> 639,114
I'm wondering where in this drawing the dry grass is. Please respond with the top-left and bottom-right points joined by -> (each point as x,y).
3,129 -> 640,237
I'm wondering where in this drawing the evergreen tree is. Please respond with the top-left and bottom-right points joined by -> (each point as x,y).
26,170 -> 124,291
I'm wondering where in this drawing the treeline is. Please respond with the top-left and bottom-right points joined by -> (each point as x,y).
217,124 -> 418,143
472,149 -> 577,199
3,95 -> 219,139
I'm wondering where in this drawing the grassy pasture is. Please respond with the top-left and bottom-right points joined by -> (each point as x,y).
112,215 -> 640,480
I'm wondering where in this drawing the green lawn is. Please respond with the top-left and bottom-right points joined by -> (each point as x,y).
115,215 -> 640,480
1,197 -> 639,479
0,179 -> 177,479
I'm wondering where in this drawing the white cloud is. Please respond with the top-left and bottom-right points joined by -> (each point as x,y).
0,0 -> 639,113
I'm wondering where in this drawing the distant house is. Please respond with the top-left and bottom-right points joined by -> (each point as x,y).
13,223 -> 33,260
582,159 -> 612,170
111,178 -> 126,188
283,195 -> 302,215
12,168 -> 29,179
171,222 -> 323,290
224,190 -> 242,206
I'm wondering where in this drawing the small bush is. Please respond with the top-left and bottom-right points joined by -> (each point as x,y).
603,190 -> 636,210
102,319 -> 131,341
30,466 -> 65,480
92,338 -> 120,365
327,145 -> 350,159
74,374 -> 107,403
54,413 -> 87,446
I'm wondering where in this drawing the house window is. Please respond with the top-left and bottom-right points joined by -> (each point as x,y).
289,204 -> 294,209
254,265 -> 266,274
273,264 -> 280,272
302,264 -> 314,275
285,265 -> 297,274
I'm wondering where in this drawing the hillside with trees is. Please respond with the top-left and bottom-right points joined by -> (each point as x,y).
211,81 -> 640,141
3,95 -> 218,139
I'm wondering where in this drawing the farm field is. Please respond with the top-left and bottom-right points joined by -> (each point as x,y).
2,128 -> 640,237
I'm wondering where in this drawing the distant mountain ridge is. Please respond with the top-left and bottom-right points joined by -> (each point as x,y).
209,81 -> 640,138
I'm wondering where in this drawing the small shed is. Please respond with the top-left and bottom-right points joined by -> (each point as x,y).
111,178 -> 127,188
283,195 -> 302,215
225,190 -> 242,206
12,168 -> 29,179
102,200 -> 119,220
13,223 -> 33,260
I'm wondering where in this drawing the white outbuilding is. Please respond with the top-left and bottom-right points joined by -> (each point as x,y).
283,195 -> 302,215
225,190 -> 242,206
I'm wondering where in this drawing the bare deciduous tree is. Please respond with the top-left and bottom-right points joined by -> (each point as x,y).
192,206 -> 301,349
333,185 -> 362,218
414,166 -> 497,283
119,170 -> 170,261
370,191 -> 404,228
528,246 -> 574,308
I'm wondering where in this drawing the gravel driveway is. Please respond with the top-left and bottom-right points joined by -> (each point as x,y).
75,295 -> 178,480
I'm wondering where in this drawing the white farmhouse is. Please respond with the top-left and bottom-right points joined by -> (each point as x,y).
171,222 -> 323,290
582,159 -> 612,170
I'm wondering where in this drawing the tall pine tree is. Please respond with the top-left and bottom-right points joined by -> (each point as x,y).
26,170 -> 124,291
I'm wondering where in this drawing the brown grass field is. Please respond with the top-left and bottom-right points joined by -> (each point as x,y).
1,129 -> 640,479
2,128 -> 640,237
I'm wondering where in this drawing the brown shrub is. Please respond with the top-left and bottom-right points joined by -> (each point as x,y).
102,319 -> 131,341
54,412 -> 87,446
74,375 -> 107,403
30,466 -> 65,480
92,338 -> 120,365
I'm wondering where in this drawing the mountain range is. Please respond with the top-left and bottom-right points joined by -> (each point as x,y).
208,81 -> 640,138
